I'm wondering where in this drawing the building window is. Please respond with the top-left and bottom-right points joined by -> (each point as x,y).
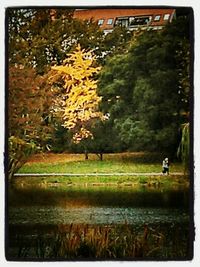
154,15 -> 161,21
98,19 -> 104,26
129,16 -> 150,26
164,14 -> 170,20
115,17 -> 129,28
107,18 -> 113,25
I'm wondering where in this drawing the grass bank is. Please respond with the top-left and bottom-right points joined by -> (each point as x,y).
13,174 -> 189,190
18,152 -> 184,174
14,152 -> 188,189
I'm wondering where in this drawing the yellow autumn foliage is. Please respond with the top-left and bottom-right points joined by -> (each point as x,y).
51,44 -> 104,142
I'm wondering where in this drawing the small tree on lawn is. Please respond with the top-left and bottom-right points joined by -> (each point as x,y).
50,44 -> 104,157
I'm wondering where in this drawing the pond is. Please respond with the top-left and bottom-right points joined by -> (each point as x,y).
6,183 -> 192,260
9,206 -> 189,225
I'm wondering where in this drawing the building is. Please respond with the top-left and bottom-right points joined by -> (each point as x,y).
74,8 -> 176,34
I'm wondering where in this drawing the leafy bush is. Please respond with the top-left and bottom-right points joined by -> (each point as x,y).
8,136 -> 38,181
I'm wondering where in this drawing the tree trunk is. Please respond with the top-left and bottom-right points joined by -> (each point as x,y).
84,150 -> 89,160
96,153 -> 103,161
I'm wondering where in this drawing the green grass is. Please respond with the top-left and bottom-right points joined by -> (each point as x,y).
15,153 -> 187,188
18,157 -> 184,174
13,174 -> 189,191
19,161 -> 160,173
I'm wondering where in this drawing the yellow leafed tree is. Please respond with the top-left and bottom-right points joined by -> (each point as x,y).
50,44 -> 104,143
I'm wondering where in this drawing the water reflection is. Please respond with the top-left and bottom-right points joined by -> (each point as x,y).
7,183 -> 191,260
9,185 -> 189,209
8,184 -> 189,226
9,206 -> 189,225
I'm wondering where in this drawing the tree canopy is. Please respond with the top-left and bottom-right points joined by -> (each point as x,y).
98,16 -> 191,157
8,66 -> 54,179
7,8 -> 105,73
7,9 -> 192,171
50,44 -> 104,143
7,8 -> 136,73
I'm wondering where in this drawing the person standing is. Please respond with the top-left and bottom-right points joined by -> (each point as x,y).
162,158 -> 169,175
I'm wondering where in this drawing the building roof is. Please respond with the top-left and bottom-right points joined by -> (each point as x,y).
74,8 -> 176,31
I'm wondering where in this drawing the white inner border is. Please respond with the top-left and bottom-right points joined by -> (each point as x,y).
1,1 -> 200,266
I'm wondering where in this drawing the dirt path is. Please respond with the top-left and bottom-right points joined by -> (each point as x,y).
14,172 -> 184,177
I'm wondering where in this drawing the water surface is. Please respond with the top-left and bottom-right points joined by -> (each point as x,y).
7,183 -> 192,260
8,185 -> 190,225
9,205 -> 189,225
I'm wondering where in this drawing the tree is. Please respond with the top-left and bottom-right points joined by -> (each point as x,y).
50,44 -> 104,147
99,25 -> 133,63
98,16 -> 191,157
7,8 -> 105,74
71,120 -> 124,160
8,66 -> 54,180
177,123 -> 190,172
7,7 -> 138,161
7,8 -> 138,73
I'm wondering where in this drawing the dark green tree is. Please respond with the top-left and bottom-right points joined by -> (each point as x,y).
73,120 -> 124,160
98,16 -> 191,157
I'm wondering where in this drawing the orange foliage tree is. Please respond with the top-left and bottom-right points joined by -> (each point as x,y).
8,66 -> 54,180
